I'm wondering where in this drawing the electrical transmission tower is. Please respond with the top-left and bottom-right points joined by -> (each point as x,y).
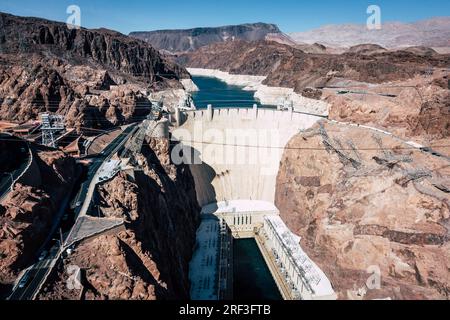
40,113 -> 65,148
149,99 -> 164,121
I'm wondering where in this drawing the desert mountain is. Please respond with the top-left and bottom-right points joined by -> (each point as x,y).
130,22 -> 293,53
289,17 -> 450,50
0,12 -> 189,130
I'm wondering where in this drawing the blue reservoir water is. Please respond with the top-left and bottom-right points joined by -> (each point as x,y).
191,76 -> 274,109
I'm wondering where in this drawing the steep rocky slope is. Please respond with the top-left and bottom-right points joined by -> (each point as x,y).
275,121 -> 450,300
0,12 -> 190,131
289,17 -> 450,50
38,137 -> 200,300
179,40 -> 449,91
0,13 -> 188,82
0,142 -> 79,297
130,23 -> 285,53
324,70 -> 450,144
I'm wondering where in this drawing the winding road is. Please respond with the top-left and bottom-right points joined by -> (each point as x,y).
7,123 -> 139,300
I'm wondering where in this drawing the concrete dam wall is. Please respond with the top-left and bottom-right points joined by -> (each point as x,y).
172,106 -> 323,207
177,107 -> 337,300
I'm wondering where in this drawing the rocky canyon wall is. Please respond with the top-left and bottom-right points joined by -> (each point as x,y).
39,137 -> 200,300
0,12 -> 191,131
275,121 -> 449,300
0,143 -> 79,297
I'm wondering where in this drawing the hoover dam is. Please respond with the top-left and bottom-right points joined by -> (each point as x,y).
172,75 -> 337,300
174,72 -> 449,300
173,106 -> 323,206
2,7 -> 449,304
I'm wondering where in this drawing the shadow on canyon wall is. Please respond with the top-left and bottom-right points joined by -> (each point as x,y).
171,137 -> 220,212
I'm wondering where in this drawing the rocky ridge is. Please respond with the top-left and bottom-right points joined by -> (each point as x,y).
179,40 -> 449,91
130,23 -> 285,53
289,17 -> 450,50
0,12 -> 190,131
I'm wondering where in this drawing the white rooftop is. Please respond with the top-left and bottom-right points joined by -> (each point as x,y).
265,215 -> 335,298
95,159 -> 122,183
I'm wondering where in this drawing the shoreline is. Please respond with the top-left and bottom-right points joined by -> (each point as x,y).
181,78 -> 200,93
187,68 -> 329,116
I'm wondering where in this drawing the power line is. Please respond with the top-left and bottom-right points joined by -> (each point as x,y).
0,120 -> 445,151
1,134 -> 449,152
169,138 -> 450,151
2,125 -> 450,152
1,98 -> 265,103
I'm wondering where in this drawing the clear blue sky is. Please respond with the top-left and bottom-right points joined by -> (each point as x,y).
1,0 -> 449,34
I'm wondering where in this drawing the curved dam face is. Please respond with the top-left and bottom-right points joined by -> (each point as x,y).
172,107 -> 323,207
175,106 -> 337,301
